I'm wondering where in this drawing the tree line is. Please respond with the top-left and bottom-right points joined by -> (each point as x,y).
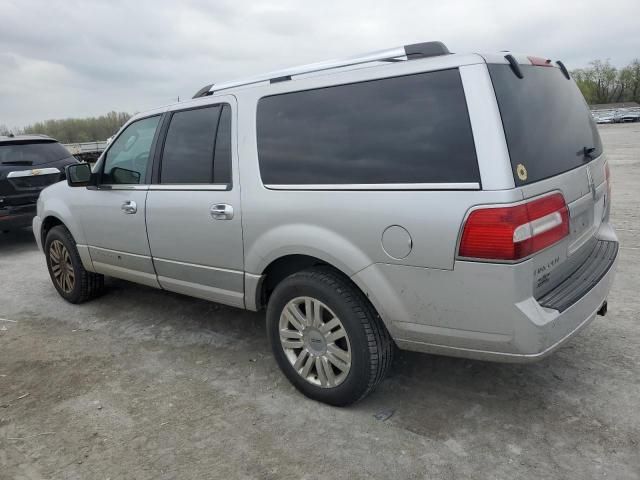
1,111 -> 132,144
572,59 -> 640,105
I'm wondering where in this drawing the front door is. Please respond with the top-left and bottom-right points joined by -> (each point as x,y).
79,114 -> 162,287
145,98 -> 245,307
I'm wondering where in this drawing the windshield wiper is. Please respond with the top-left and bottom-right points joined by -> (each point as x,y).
1,160 -> 33,165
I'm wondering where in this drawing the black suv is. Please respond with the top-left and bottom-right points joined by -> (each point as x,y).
0,135 -> 78,231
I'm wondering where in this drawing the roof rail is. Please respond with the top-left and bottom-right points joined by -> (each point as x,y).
194,41 -> 450,96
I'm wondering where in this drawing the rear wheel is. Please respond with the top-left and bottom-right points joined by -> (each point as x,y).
45,225 -> 104,303
267,267 -> 393,406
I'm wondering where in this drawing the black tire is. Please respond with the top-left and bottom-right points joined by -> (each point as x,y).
45,225 -> 104,304
267,267 -> 393,406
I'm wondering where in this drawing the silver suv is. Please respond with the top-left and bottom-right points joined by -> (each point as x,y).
33,42 -> 618,406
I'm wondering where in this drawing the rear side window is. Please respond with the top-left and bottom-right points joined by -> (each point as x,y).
160,104 -> 231,184
160,106 -> 221,184
257,69 -> 479,186
0,141 -> 71,165
489,64 -> 602,185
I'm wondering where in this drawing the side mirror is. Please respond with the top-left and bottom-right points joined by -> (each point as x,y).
66,163 -> 93,187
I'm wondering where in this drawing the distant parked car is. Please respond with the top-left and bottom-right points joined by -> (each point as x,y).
0,135 -> 78,231
618,111 -> 640,123
593,115 -> 615,124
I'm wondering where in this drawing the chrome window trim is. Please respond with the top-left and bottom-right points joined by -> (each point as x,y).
7,167 -> 60,178
96,185 -> 149,191
148,184 -> 229,191
263,183 -> 480,191
97,184 -> 230,191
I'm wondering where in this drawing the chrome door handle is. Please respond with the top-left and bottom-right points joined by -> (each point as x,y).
121,200 -> 137,214
210,203 -> 234,220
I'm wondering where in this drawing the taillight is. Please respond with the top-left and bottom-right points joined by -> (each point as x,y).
528,56 -> 553,67
459,193 -> 570,261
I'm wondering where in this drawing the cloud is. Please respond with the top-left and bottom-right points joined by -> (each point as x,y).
0,0 -> 638,128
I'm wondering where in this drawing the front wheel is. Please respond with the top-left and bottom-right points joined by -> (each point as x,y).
45,225 -> 104,304
266,267 -> 393,406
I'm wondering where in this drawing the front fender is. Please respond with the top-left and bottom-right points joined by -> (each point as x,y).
39,183 -> 87,245
38,182 -> 94,271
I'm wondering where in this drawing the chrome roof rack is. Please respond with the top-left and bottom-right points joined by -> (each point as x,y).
193,41 -> 450,97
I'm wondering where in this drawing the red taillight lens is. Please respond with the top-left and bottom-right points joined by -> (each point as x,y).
528,56 -> 553,67
459,193 -> 569,261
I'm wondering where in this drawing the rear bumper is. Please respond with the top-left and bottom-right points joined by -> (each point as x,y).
0,203 -> 37,230
395,255 -> 616,362
352,231 -> 618,363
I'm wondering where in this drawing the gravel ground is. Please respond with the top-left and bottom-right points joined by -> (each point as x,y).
1,124 -> 639,480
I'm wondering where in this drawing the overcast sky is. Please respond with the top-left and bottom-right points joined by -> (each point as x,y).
1,0 -> 638,128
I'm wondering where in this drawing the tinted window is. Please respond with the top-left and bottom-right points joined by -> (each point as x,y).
213,105 -> 232,184
103,115 -> 161,184
0,141 -> 71,165
489,64 -> 602,186
257,69 -> 479,185
160,106 -> 221,184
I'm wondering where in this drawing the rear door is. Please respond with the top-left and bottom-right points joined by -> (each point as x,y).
145,98 -> 245,307
488,61 -> 608,294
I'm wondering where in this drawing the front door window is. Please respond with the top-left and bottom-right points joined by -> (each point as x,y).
102,115 -> 161,184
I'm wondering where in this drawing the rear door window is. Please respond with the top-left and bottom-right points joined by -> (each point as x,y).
256,69 -> 479,186
159,104 -> 231,185
488,64 -> 602,185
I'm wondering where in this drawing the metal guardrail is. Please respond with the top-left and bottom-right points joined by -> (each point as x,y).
63,141 -> 108,156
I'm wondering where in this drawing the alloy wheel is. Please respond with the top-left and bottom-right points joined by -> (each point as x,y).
279,296 -> 351,388
49,240 -> 75,293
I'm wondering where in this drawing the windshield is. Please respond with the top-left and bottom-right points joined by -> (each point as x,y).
0,141 -> 72,166
488,64 -> 602,186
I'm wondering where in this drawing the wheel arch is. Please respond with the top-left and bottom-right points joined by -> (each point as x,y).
40,213 -> 95,273
40,215 -> 64,247
258,254 -> 330,307
244,224 -> 375,310
250,253 -> 370,311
